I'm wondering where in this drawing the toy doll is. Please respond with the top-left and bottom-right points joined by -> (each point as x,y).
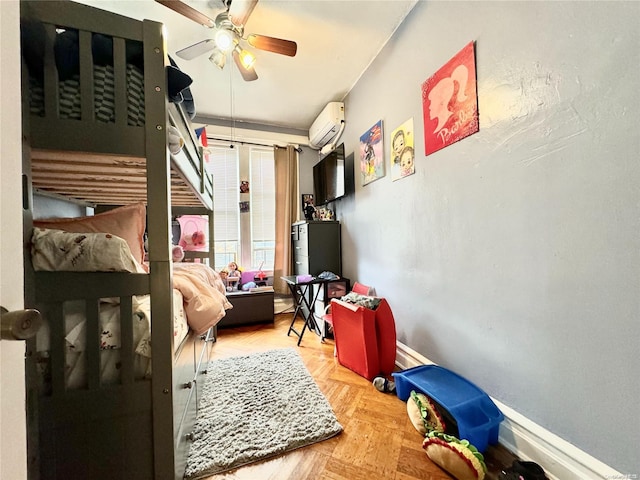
227,261 -> 241,278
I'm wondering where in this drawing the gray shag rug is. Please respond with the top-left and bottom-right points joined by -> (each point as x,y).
184,348 -> 343,478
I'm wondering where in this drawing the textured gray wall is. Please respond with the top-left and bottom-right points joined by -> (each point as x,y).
329,0 -> 639,474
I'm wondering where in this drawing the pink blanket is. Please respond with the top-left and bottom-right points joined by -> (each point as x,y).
172,263 -> 233,335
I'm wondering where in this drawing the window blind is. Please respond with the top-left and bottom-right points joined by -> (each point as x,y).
206,146 -> 239,268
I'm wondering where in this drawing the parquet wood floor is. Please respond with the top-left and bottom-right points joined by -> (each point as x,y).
201,313 -> 517,480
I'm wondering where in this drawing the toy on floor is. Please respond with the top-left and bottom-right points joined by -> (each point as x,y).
499,460 -> 548,480
406,389 -> 487,480
373,376 -> 396,394
407,390 -> 446,435
422,431 -> 487,480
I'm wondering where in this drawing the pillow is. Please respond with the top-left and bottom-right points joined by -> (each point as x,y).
54,30 -> 80,81
31,228 -> 145,273
167,55 -> 196,118
166,65 -> 193,99
21,19 -> 46,82
34,203 -> 146,266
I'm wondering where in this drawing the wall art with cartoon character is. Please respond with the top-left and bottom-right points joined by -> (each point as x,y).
359,120 -> 385,186
390,117 -> 415,181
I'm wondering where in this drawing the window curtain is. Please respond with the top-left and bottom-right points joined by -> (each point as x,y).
273,145 -> 298,295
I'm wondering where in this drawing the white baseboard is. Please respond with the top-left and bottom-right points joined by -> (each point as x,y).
394,341 -> 623,480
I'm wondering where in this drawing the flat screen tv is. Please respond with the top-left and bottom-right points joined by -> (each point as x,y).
313,143 -> 345,206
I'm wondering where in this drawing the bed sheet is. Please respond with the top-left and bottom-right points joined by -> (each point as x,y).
30,230 -> 231,389
36,289 -> 188,390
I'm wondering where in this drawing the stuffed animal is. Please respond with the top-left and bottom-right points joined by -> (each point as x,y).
422,431 -> 487,480
179,230 -> 206,250
407,390 -> 446,435
167,125 -> 184,155
407,390 -> 487,480
171,244 -> 184,262
227,261 -> 241,278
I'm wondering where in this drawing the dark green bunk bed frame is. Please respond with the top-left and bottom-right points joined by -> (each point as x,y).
20,1 -> 215,479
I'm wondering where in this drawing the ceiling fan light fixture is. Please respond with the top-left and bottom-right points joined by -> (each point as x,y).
214,28 -> 236,52
209,47 -> 226,69
235,46 -> 256,69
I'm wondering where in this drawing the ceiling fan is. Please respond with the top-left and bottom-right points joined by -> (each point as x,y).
156,0 -> 297,82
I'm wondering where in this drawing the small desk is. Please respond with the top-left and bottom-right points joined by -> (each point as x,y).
281,275 -> 331,346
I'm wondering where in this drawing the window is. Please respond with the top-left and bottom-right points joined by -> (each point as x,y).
206,146 -> 239,269
250,148 -> 275,269
205,144 -> 275,272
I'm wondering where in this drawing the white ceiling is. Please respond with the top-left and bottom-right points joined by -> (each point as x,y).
76,0 -> 418,133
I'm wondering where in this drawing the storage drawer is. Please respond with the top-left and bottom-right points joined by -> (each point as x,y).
194,333 -> 211,389
193,334 -> 203,377
293,254 -> 309,275
174,383 -> 198,478
201,328 -> 215,367
293,239 -> 308,257
297,222 -> 308,243
173,334 -> 196,434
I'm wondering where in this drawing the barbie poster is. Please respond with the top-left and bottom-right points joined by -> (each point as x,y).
422,41 -> 478,156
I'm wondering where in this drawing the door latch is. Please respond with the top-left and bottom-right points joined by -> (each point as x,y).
1,306 -> 42,340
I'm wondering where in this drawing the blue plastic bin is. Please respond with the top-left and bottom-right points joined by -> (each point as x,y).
392,365 -> 504,453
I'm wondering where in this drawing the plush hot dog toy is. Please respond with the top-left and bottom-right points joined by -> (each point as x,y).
407,390 -> 446,435
422,431 -> 487,480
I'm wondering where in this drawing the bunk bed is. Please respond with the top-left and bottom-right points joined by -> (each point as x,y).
20,2 -> 220,479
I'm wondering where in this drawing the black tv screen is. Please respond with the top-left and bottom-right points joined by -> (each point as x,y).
313,144 -> 345,206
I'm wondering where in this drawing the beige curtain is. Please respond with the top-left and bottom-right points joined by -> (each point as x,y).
273,145 -> 298,295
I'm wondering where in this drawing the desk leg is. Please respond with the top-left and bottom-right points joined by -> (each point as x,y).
287,284 -> 303,338
286,284 -> 322,346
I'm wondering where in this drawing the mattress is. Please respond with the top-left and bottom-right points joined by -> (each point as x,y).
35,289 -> 188,391
30,228 -> 231,391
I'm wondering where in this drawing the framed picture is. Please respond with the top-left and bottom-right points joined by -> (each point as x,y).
422,41 -> 478,156
359,120 -> 385,186
390,117 -> 415,181
301,194 -> 314,210
301,194 -> 315,220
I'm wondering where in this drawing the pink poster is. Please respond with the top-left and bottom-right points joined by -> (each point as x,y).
422,41 -> 478,156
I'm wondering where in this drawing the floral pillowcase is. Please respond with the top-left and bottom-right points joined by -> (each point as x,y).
31,227 -> 146,273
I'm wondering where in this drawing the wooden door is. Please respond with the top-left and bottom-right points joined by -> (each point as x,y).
0,1 -> 28,478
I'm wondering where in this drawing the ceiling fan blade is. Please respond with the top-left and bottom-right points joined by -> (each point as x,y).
228,0 -> 258,27
155,0 -> 215,28
176,39 -> 216,60
232,49 -> 258,81
247,34 -> 297,57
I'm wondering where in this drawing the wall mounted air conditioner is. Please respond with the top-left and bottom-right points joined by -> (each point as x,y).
308,102 -> 345,149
